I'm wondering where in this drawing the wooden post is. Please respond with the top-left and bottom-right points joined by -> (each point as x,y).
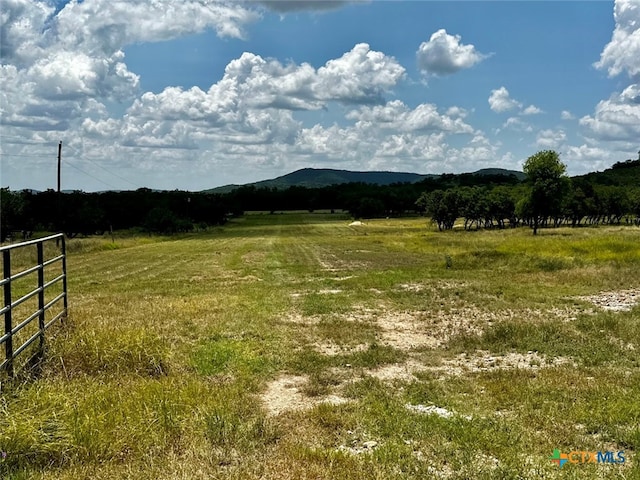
57,141 -> 62,239
57,141 -> 62,194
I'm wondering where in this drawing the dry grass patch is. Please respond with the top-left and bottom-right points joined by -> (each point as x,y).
261,374 -> 350,417
312,341 -> 369,357
577,289 -> 640,312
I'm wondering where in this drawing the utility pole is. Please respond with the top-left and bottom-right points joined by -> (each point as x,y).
57,141 -> 62,238
57,141 -> 62,194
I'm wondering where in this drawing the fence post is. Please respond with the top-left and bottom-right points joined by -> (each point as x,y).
61,235 -> 68,319
37,242 -> 46,350
3,249 -> 13,378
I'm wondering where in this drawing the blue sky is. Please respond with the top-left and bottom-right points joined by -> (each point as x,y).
1,0 -> 639,192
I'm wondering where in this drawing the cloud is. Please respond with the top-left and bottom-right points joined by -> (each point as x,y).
53,0 -> 260,52
445,106 -> 469,118
29,50 -> 140,101
580,0 -> 640,155
124,43 -> 405,125
346,100 -> 474,134
579,84 -> 640,142
536,129 -> 566,149
562,144 -> 616,174
489,87 -> 543,117
0,0 -> 54,66
416,29 -> 488,76
316,43 -> 405,103
502,117 -> 532,133
561,110 -> 575,120
292,100 -> 491,173
521,105 -> 543,115
0,0 -> 262,134
78,44 -> 407,157
488,87 -> 522,113
594,0 -> 640,78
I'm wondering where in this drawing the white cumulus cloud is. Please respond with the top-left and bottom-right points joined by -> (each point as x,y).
579,85 -> 640,142
594,0 -> 640,78
488,87 -> 522,113
316,43 -> 406,102
417,29 -> 488,75
346,100 -> 474,134
582,0 -> 640,154
536,129 -> 566,149
521,105 -> 543,115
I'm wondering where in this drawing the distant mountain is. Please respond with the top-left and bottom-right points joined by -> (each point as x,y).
473,168 -> 526,180
204,167 -> 525,193
573,158 -> 640,186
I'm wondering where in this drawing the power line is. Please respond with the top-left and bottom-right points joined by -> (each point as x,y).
62,159 -> 118,190
81,158 -> 140,189
64,143 -> 140,189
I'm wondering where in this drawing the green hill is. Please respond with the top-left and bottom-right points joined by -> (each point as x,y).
204,167 -> 524,193
574,159 -> 640,186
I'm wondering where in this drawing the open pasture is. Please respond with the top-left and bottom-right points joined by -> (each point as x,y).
2,214 -> 640,479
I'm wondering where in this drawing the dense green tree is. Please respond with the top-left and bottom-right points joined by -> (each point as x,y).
487,186 -> 516,228
522,150 -> 570,234
417,189 -> 460,230
597,186 -> 630,224
458,187 -> 487,230
0,188 -> 25,241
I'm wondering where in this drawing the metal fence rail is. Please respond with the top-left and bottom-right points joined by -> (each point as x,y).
0,233 -> 68,377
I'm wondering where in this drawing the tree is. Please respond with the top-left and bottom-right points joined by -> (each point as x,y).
487,186 -> 516,228
0,188 -> 25,241
417,189 -> 460,230
522,150 -> 569,234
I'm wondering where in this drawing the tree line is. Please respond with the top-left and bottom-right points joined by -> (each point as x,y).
416,151 -> 640,233
0,171 -> 522,240
0,189 -> 227,240
1,150 -> 639,240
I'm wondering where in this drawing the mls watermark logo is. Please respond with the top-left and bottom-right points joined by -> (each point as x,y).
550,449 -> 625,467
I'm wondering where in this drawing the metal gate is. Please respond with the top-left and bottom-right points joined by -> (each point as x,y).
0,233 -> 68,377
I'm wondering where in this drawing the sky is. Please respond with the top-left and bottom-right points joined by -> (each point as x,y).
1,0 -> 639,192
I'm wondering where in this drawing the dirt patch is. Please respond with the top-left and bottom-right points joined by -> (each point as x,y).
372,305 -> 588,349
241,251 -> 267,265
263,350 -> 572,415
337,440 -> 379,455
313,341 -> 368,356
261,374 -> 350,417
426,350 -> 575,377
367,307 -> 489,350
332,350 -> 574,384
578,289 -> 640,312
398,281 -> 468,293
282,313 -> 321,325
318,288 -> 343,295
365,359 -> 427,382
376,311 -> 441,349
289,288 -> 343,298
405,404 -> 471,420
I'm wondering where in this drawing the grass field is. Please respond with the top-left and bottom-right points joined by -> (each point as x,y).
1,213 -> 640,479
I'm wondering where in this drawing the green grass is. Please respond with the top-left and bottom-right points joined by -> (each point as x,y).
1,214 -> 639,479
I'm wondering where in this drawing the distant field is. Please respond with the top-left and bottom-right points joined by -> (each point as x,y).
2,214 -> 640,479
